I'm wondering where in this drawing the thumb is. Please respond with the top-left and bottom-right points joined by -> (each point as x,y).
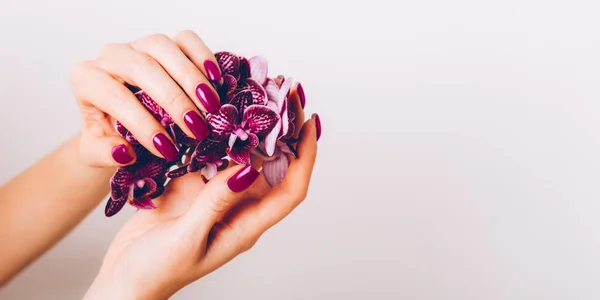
79,131 -> 136,167
176,164 -> 260,239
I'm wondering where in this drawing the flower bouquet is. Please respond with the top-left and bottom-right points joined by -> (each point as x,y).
105,52 -> 310,217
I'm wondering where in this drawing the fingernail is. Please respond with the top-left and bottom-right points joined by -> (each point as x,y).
227,165 -> 260,193
152,133 -> 179,161
184,111 -> 210,140
196,83 -> 221,113
111,144 -> 134,164
312,113 -> 321,141
297,83 -> 306,109
204,60 -> 222,82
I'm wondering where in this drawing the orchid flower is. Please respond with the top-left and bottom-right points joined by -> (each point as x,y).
207,102 -> 280,165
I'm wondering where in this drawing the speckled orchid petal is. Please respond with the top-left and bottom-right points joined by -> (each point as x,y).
105,198 -> 127,217
115,121 -> 128,137
240,78 -> 268,105
242,105 -> 280,136
136,91 -> 163,119
130,197 -> 156,210
249,56 -> 268,85
167,165 -> 189,178
227,133 -> 259,165
207,104 -> 238,140
239,56 -> 251,79
125,131 -> 138,144
262,152 -> 290,186
229,91 -> 253,115
215,52 -> 240,78
220,74 -> 238,103
133,178 -> 157,199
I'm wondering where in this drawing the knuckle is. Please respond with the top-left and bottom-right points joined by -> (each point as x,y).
145,33 -> 172,47
131,52 -> 159,75
175,29 -> 198,41
70,61 -> 92,85
210,194 -> 233,214
98,43 -> 123,58
164,89 -> 188,107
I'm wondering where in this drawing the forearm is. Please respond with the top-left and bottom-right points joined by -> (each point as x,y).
0,133 -> 115,285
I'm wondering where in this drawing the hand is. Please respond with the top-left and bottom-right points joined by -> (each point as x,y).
83,118 -> 318,300
70,30 -> 222,167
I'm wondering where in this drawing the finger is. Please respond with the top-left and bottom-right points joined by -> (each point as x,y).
288,83 -> 306,138
71,61 -> 179,161
129,34 -> 214,139
98,42 -> 210,143
207,119 -> 318,262
173,30 -> 222,83
176,164 -> 261,240
79,133 -> 136,167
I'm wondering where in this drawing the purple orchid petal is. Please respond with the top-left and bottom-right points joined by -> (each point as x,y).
115,121 -> 128,137
136,91 -> 163,117
264,121 -> 281,156
240,78 -> 268,105
167,165 -> 189,178
220,74 -> 238,102
149,184 -> 165,199
133,178 -> 158,199
278,141 -> 294,155
215,52 -> 240,78
201,162 -> 218,179
262,152 -> 290,187
229,90 -> 254,115
227,133 -> 258,165
229,133 -> 238,149
217,159 -> 229,171
242,105 -> 280,136
105,198 -> 127,217
280,99 -> 290,137
278,77 -> 294,105
130,197 -> 156,210
207,104 -> 238,140
227,147 -> 250,165
193,138 -> 222,156
239,56 -> 251,79
125,131 -> 138,144
249,56 -> 268,85
265,79 -> 280,104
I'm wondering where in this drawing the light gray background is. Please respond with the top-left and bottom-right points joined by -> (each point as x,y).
1,0 -> 600,299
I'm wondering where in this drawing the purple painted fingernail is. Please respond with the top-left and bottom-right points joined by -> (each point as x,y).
204,60 -> 222,81
196,83 -> 221,113
297,83 -> 306,109
152,133 -> 178,161
227,165 -> 260,193
111,144 -> 134,164
312,113 -> 321,141
184,111 -> 209,140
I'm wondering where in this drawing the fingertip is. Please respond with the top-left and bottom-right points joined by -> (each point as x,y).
111,143 -> 136,165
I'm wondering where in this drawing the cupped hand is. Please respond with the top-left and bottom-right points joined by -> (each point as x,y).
83,118 -> 318,300
70,30 -> 222,166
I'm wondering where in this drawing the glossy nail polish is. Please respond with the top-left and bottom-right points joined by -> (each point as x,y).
184,111 -> 210,140
204,60 -> 222,81
227,165 -> 260,193
312,113 -> 321,141
196,83 -> 221,113
111,144 -> 134,164
152,133 -> 179,161
297,83 -> 306,109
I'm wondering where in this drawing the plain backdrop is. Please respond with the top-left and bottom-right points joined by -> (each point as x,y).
1,0 -> 600,299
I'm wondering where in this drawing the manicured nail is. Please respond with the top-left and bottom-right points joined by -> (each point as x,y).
297,83 -> 306,109
204,60 -> 222,81
152,133 -> 179,161
227,165 -> 260,193
196,83 -> 221,113
312,113 -> 321,141
111,144 -> 134,164
184,111 -> 210,140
